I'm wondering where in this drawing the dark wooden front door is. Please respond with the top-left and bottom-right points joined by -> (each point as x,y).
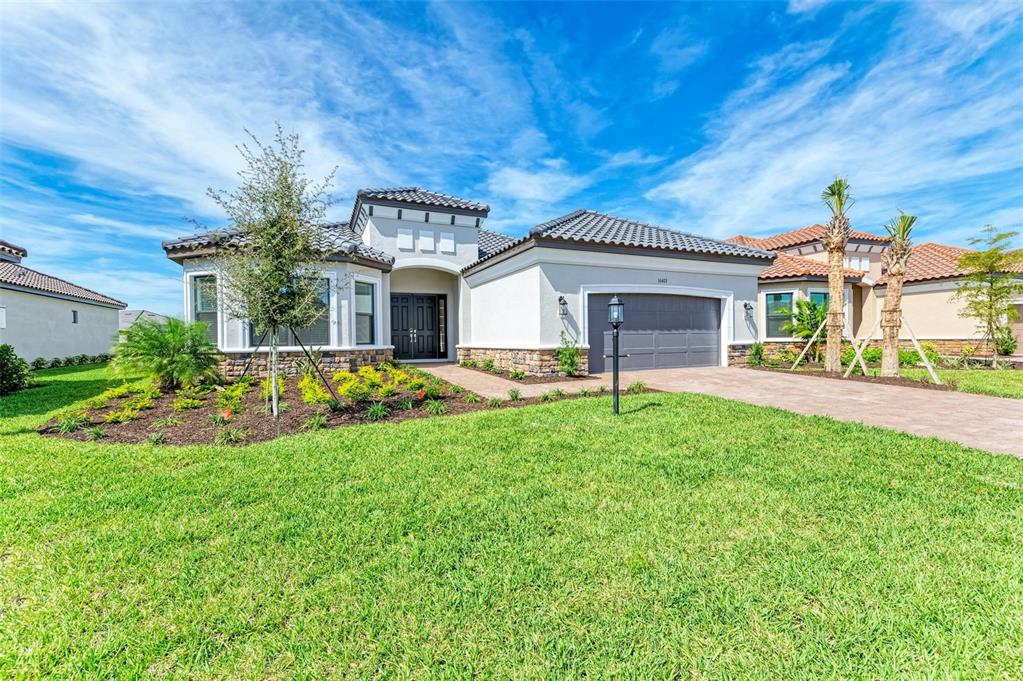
391,294 -> 443,360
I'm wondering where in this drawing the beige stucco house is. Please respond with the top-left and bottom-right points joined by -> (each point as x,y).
0,240 -> 126,361
726,227 -> 1023,357
164,187 -> 776,376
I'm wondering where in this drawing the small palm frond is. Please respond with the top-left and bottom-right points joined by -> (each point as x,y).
883,211 -> 916,245
821,177 -> 854,217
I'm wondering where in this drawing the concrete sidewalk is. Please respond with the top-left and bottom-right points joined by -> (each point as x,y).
421,363 -> 613,399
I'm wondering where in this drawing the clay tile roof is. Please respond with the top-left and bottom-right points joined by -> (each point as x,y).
162,222 -> 395,267
464,209 -> 774,272
876,242 -> 1023,286
726,225 -> 888,251
0,261 -> 126,307
0,240 -> 28,259
759,252 -> 865,281
477,228 -> 515,259
356,187 -> 490,215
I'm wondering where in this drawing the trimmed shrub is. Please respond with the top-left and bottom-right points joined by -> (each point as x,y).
338,380 -> 371,403
509,369 -> 526,380
626,381 -> 646,394
747,343 -> 765,367
995,326 -> 1019,356
0,344 -> 31,395
555,332 -> 581,376
298,374 -> 331,405
171,397 -> 204,411
365,402 -> 389,421
113,318 -> 221,390
507,388 -> 522,401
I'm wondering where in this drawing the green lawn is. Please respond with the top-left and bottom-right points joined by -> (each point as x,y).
901,367 -> 1023,399
2,365 -> 1022,678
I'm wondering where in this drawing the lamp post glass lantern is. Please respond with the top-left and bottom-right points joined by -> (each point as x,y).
608,295 -> 624,415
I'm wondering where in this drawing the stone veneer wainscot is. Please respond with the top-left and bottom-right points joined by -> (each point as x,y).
218,348 -> 393,379
457,347 -> 589,377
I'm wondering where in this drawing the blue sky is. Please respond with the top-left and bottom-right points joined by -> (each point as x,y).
1,0 -> 1021,315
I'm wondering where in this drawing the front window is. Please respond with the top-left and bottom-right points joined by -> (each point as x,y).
192,275 -> 218,344
766,292 -> 793,338
249,278 -> 330,347
809,291 -> 829,309
355,282 -> 375,345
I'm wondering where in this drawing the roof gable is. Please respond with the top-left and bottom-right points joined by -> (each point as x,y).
760,253 -> 865,281
0,262 -> 126,307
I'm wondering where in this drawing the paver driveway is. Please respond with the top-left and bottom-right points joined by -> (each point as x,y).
619,367 -> 1023,458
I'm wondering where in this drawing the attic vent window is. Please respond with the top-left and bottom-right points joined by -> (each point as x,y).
397,209 -> 402,220
475,218 -> 480,228
425,212 -> 430,223
368,205 -> 373,216
450,215 -> 456,225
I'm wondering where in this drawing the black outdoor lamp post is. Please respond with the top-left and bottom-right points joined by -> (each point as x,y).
607,295 -> 625,415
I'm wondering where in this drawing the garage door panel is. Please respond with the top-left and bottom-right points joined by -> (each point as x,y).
587,293 -> 721,372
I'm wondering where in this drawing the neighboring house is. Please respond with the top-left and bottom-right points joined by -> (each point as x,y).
726,227 -> 1023,356
0,240 -> 126,360
119,309 -> 170,330
163,187 -> 774,375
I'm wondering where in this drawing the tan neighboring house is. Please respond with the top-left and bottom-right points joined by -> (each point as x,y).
726,226 -> 1023,358
0,240 -> 127,361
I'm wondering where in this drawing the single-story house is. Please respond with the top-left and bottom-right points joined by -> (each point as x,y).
726,226 -> 1023,357
163,187 -> 775,375
0,240 -> 126,361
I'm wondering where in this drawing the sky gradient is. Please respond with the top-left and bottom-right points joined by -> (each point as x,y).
1,0 -> 1021,315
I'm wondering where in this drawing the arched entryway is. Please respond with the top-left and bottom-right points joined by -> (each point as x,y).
388,265 -> 460,362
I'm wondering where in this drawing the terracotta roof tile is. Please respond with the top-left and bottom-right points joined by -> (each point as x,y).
726,225 -> 888,251
356,187 -> 490,214
877,242 -> 1023,285
162,222 -> 395,267
0,262 -> 126,307
759,252 -> 865,281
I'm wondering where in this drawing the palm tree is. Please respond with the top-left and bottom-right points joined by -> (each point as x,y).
781,299 -> 828,363
820,178 -> 854,372
880,211 -> 916,376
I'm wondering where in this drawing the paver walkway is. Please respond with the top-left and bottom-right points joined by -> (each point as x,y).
422,364 -> 613,399
423,364 -> 1023,457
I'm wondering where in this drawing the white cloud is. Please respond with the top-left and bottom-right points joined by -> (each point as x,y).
488,164 -> 592,204
787,0 -> 829,15
646,2 -> 1023,242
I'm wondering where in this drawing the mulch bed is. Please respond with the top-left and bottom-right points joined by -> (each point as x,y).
745,365 -> 956,392
39,369 -> 636,447
459,364 -> 592,384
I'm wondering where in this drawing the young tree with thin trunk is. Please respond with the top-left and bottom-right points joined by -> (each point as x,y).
820,178 -> 854,373
952,226 -> 1023,364
201,125 -> 336,429
880,212 -> 916,377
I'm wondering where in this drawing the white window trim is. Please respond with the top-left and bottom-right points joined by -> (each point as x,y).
579,283 -> 734,368
808,286 -> 854,338
242,271 -> 339,351
184,269 -> 224,349
761,289 -> 797,342
351,273 -> 383,347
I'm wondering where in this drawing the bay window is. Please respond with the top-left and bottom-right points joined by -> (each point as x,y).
249,278 -> 330,348
192,274 -> 218,344
355,282 -> 375,345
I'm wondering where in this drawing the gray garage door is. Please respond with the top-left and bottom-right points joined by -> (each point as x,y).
586,293 -> 721,373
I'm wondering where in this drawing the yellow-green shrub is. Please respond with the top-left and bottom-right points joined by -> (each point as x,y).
298,374 -> 331,405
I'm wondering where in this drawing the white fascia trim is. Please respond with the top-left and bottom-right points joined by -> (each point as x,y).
464,246 -> 767,286
578,283 -> 734,368
876,279 -> 963,295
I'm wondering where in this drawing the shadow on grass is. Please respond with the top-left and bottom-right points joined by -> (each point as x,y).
0,375 -> 118,423
620,401 -> 663,415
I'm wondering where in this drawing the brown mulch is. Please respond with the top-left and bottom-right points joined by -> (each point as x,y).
745,365 -> 956,392
459,365 -> 592,384
39,373 -> 637,447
